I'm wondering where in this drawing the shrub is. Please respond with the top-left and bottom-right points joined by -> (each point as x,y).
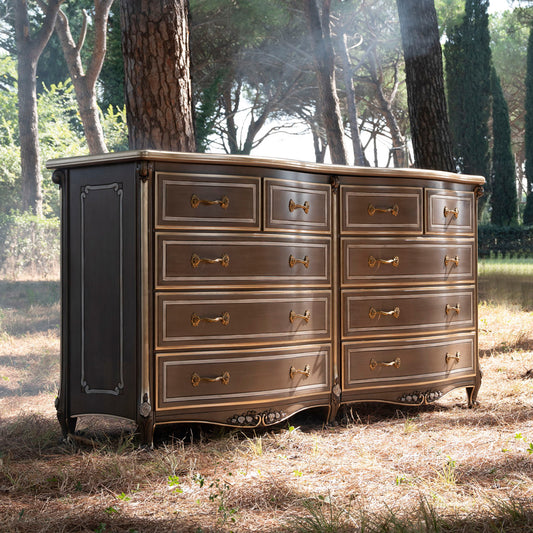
0,212 -> 60,279
478,224 -> 533,258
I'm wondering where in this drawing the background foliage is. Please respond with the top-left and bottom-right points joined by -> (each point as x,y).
1,0 -> 532,275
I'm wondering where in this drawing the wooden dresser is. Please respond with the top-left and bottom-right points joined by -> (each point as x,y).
48,151 -> 484,443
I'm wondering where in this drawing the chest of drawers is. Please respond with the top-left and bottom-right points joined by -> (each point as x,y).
48,151 -> 484,444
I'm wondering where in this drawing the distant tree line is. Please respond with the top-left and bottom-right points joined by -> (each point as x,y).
1,0 -> 532,231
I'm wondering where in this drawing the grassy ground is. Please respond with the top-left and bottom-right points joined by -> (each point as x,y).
1,275 -> 533,532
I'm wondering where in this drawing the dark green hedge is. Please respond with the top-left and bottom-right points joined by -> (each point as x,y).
478,225 -> 533,258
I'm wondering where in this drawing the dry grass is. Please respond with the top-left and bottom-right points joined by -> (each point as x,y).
1,281 -> 533,532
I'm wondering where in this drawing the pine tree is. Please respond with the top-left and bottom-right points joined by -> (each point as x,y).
524,26 -> 533,225
445,0 -> 491,183
490,67 -> 517,226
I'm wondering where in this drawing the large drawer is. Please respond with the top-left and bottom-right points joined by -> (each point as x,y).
156,233 -> 331,289
156,344 -> 330,411
264,178 -> 331,233
343,333 -> 476,393
156,290 -> 331,349
340,185 -> 423,234
342,286 -> 475,339
425,189 -> 475,235
155,172 -> 261,230
341,238 -> 475,286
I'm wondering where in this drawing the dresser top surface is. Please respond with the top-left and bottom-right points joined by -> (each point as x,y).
46,150 -> 485,186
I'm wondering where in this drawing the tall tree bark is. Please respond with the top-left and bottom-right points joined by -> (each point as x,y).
120,0 -> 196,151
336,32 -> 366,166
303,0 -> 347,165
55,1 -> 114,154
366,49 -> 407,168
396,0 -> 455,172
14,0 -> 63,215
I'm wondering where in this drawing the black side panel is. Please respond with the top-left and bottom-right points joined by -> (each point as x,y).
67,163 -> 138,420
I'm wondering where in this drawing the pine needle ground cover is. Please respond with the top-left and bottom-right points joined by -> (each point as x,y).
1,276 -> 533,532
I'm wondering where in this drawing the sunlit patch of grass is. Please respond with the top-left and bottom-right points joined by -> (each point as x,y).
478,258 -> 533,277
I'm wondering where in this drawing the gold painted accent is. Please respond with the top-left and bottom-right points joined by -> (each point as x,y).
191,371 -> 230,387
368,255 -> 400,269
289,309 -> 311,323
367,203 -> 399,217
290,364 -> 311,379
191,312 -> 230,327
368,306 -> 400,319
444,206 -> 459,219
444,255 -> 460,267
369,357 -> 401,371
190,193 -> 230,209
191,253 -> 230,269
445,303 -> 461,315
446,351 -> 461,363
289,255 -> 310,268
288,199 -> 310,214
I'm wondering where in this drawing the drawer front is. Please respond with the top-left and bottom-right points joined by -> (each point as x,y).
426,189 -> 475,235
343,333 -> 476,391
342,238 -> 475,286
264,179 -> 331,233
156,233 -> 331,288
343,287 -> 475,339
156,172 -> 261,230
341,185 -> 423,234
157,344 -> 330,410
156,290 -> 331,349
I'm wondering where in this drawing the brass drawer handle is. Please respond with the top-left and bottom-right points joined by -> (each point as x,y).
289,199 -> 310,214
369,306 -> 400,319
290,364 -> 311,379
444,206 -> 459,219
191,371 -> 230,387
289,309 -> 311,323
444,255 -> 460,267
445,303 -> 461,315
289,255 -> 310,268
368,255 -> 400,269
445,352 -> 461,363
367,203 -> 399,217
369,357 -> 401,371
191,253 -> 230,268
191,194 -> 230,209
191,312 -> 230,327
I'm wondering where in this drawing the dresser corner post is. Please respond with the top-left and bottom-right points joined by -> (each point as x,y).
53,165 -> 74,439
138,158 -> 153,446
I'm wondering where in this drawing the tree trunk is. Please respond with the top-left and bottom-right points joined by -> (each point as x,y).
367,50 -> 407,168
55,1 -> 114,155
396,0 -> 455,172
120,0 -> 196,151
14,0 -> 62,215
336,32 -> 366,166
303,0 -> 347,165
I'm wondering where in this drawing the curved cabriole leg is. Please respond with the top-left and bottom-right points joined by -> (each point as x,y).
138,417 -> 155,448
466,385 -> 480,408
55,396 -> 77,439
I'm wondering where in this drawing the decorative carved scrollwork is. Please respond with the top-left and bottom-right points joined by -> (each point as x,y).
398,390 -> 443,405
227,409 -> 287,427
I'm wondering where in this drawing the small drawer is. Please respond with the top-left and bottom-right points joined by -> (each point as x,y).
264,179 -> 331,233
341,185 -> 423,234
425,189 -> 475,235
156,233 -> 331,289
342,286 -> 475,339
341,238 -> 475,286
157,344 -> 331,411
156,290 -> 331,349
155,172 -> 260,230
343,333 -> 475,392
